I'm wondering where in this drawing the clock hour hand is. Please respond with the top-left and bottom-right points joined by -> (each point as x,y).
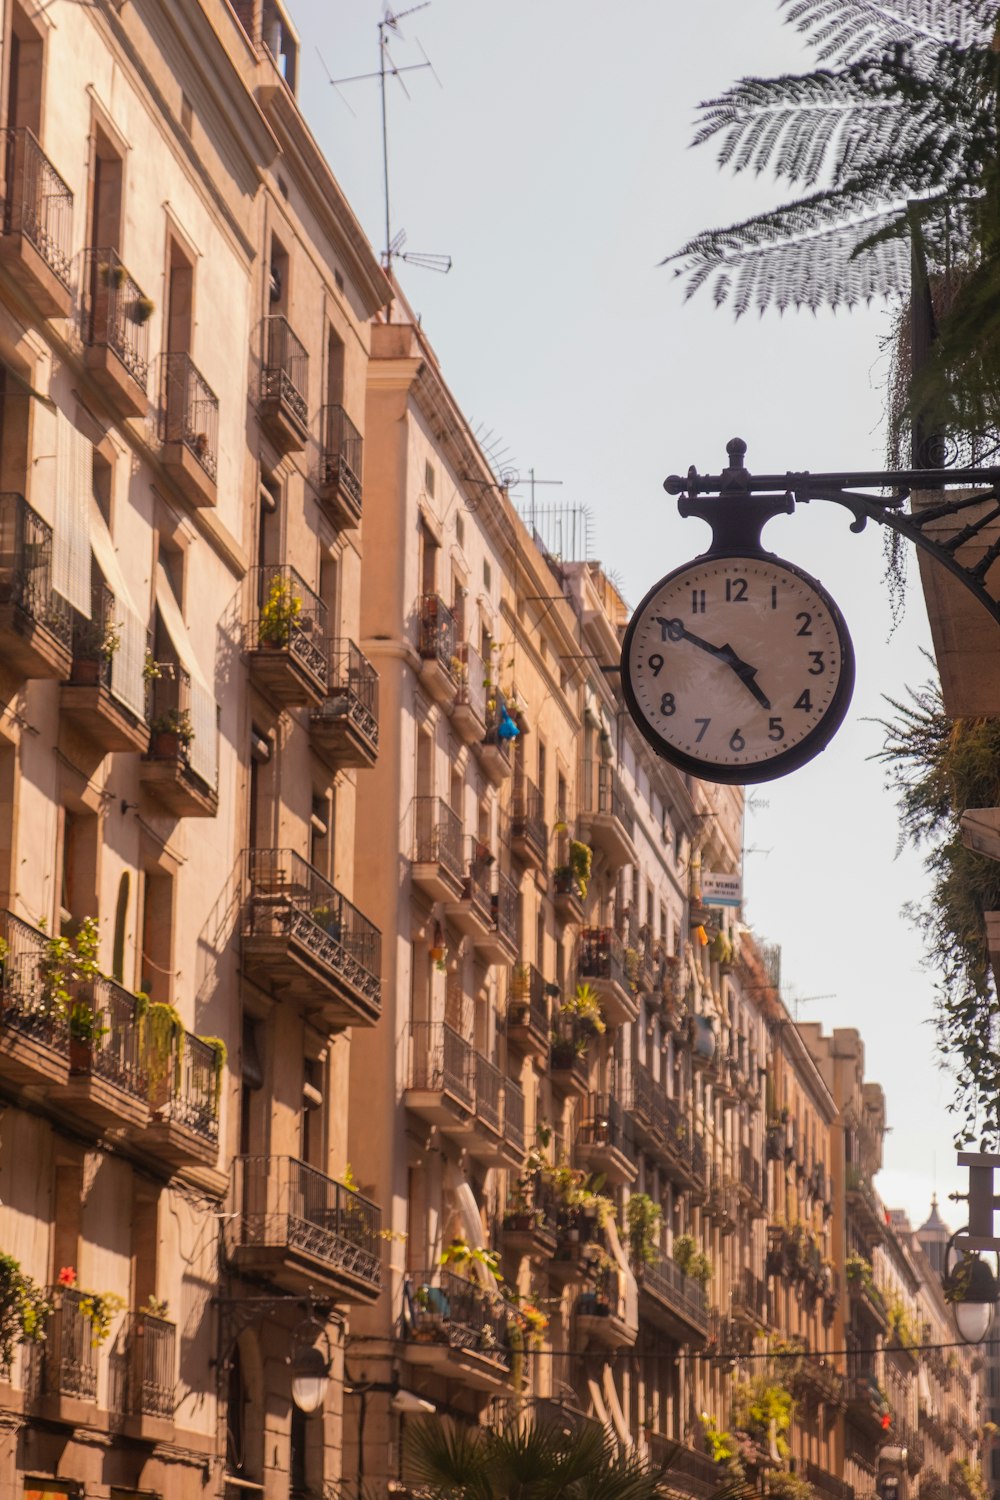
665,619 -> 771,711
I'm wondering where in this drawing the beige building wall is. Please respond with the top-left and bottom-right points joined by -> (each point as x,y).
0,2 -> 388,1498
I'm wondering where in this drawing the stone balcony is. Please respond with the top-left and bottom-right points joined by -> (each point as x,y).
246,564 -> 329,709
577,926 -> 639,1026
258,314 -> 309,453
310,638 -> 379,772
317,402 -> 362,529
226,1154 -> 382,1301
241,847 -> 381,1029
0,127 -> 73,317
405,1268 -> 514,1389
0,492 -> 73,682
82,247 -> 151,418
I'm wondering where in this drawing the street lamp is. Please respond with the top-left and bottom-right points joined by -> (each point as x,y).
289,1309 -> 333,1413
943,1232 -> 1000,1345
290,1340 -> 330,1414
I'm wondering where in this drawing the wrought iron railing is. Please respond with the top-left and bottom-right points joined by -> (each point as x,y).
504,1077 -> 525,1155
161,1033 -> 220,1145
1,127 -> 73,288
406,1267 -> 513,1370
578,926 -> 630,993
412,796 -> 463,881
160,351 -> 219,481
260,314 -> 308,429
732,1265 -> 768,1324
579,759 -> 636,840
125,1311 -> 176,1418
639,1256 -> 709,1334
417,593 -> 457,672
230,1155 -> 382,1289
83,247 -> 151,389
740,1143 -> 766,1205
511,775 -> 547,860
461,837 -> 494,924
70,579 -> 117,686
0,492 -> 72,646
492,869 -> 518,948
475,1053 -> 502,1133
597,763 -> 635,839
312,638 -> 379,749
80,975 -> 148,1102
649,1437 -> 729,1495
320,404 -> 362,509
454,641 -> 486,721
506,964 -> 550,1038
248,564 -> 328,689
242,847 -> 382,1011
146,661 -> 216,789
408,1022 -> 474,1109
0,908 -> 69,1054
44,1286 -> 99,1400
806,1462 -> 856,1500
549,1017 -> 590,1081
483,688 -> 514,761
578,1093 -> 633,1159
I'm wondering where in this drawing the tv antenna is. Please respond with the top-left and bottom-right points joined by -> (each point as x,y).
319,3 -> 451,302
786,991 -> 835,1021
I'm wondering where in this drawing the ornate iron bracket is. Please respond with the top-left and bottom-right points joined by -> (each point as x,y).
213,1288 -> 338,1379
664,438 -> 1000,629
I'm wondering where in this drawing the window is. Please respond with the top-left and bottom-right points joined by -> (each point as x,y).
483,559 -> 491,590
326,326 -> 345,407
424,459 -> 436,497
6,3 -> 43,136
455,514 -> 464,549
59,808 -> 98,935
140,870 -> 174,1003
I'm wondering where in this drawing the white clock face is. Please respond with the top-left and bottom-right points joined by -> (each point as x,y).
621,555 -> 854,783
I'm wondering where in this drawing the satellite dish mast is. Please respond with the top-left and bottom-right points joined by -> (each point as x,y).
319,3 -> 451,313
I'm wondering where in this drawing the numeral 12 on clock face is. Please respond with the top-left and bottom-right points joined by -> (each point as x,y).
620,554 -> 856,785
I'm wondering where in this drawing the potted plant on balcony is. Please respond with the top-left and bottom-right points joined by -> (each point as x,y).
258,573 -> 302,649
626,1193 -> 662,1268
150,707 -> 194,760
68,992 -> 108,1073
550,1032 -> 588,1070
509,961 -> 532,1017
0,1252 -> 52,1375
132,294 -> 155,325
560,983 -> 606,1036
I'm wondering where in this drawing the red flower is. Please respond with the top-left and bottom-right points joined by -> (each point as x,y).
881,1413 -> 891,1431
58,1266 -> 77,1287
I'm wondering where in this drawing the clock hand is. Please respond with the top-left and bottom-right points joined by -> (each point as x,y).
665,619 -> 771,710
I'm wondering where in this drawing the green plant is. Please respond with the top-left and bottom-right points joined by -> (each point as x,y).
150,707 -> 194,746
560,982 -> 606,1034
196,1035 -> 227,1112
77,1288 -> 127,1347
952,1460 -> 989,1500
258,572 -> 302,647
699,1414 -> 742,1473
874,677 -> 1000,1147
141,1001 -> 185,1097
569,839 -> 592,897
133,294 -> 155,324
767,1472 -> 814,1500
732,1375 -> 794,1459
74,916 -> 102,981
342,1162 -> 359,1193
438,1239 -> 502,1281
138,1294 -> 169,1319
667,8 -> 1000,454
143,649 -> 162,682
40,932 -> 74,1012
67,996 -> 108,1046
626,1193 -> 662,1266
0,1253 -> 52,1373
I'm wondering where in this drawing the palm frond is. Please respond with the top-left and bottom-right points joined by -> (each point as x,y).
404,1420 -> 494,1500
670,191 -> 912,313
779,0 -> 997,61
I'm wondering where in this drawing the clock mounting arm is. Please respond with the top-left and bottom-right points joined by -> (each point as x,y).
665,437 -> 1000,629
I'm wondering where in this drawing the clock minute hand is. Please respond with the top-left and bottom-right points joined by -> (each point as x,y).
666,619 -> 772,711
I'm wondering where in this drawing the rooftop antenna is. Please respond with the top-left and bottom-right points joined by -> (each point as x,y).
321,4 -> 451,310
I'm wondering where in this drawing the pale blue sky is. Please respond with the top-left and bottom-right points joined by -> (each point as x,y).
292,0 -> 960,1231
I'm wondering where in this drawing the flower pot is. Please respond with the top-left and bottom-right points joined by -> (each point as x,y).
69,1036 -> 93,1073
71,657 -> 102,686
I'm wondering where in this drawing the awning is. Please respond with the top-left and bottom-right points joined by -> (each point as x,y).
603,1363 -> 633,1449
587,1377 -> 616,1442
89,498 -> 144,720
154,562 -> 218,788
604,1214 -> 639,1335
53,410 -> 91,617
446,1165 -> 498,1291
